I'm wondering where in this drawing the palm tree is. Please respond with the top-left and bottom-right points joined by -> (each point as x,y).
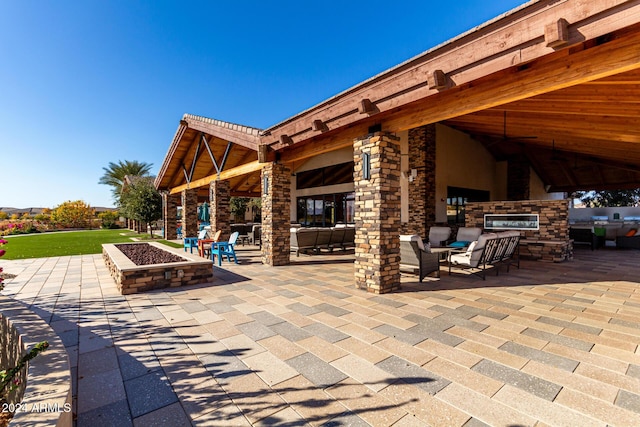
99,160 -> 153,204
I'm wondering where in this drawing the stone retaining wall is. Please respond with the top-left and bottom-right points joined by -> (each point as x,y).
102,242 -> 213,295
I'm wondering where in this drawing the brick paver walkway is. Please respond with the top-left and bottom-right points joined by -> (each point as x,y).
2,246 -> 640,426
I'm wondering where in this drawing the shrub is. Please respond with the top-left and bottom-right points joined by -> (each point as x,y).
51,200 -> 94,229
99,211 -> 120,229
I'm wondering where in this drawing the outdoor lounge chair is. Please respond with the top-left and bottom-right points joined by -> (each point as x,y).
448,231 -> 520,279
428,226 -> 451,247
249,225 -> 262,248
314,228 -> 333,252
342,227 -> 355,250
400,234 -> 441,281
290,228 -> 318,256
448,233 -> 498,280
328,227 -> 345,251
496,230 -> 521,271
211,231 -> 239,266
448,227 -> 482,248
184,229 -> 208,253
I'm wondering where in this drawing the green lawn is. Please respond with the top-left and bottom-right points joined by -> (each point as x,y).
1,229 -> 182,260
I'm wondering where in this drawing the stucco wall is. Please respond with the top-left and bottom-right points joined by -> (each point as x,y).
435,124 -> 500,223
529,167 -> 565,201
290,146 -> 355,222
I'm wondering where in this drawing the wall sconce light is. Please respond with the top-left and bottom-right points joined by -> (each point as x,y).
362,152 -> 371,180
402,168 -> 418,182
263,176 -> 269,195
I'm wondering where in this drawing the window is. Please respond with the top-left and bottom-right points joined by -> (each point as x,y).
296,192 -> 355,226
447,187 -> 490,224
296,162 -> 354,189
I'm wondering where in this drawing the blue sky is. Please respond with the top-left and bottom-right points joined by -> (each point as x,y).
0,0 -> 525,209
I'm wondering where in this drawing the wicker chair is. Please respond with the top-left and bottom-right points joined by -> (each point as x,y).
400,235 -> 441,281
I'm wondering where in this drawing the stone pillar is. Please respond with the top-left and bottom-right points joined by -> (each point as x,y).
181,188 -> 198,238
162,193 -> 178,240
353,132 -> 401,294
261,163 -> 291,266
210,180 -> 231,240
507,155 -> 531,200
401,124 -> 436,236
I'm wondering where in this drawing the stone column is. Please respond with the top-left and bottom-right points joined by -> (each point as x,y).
402,124 -> 436,236
210,180 -> 231,240
261,163 -> 291,266
507,155 -> 531,200
162,193 -> 178,240
353,132 -> 401,294
181,188 -> 198,238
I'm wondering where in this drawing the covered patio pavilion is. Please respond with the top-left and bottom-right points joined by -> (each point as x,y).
155,0 -> 640,294
3,246 -> 640,425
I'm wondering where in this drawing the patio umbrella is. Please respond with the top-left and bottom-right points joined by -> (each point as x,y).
198,202 -> 210,223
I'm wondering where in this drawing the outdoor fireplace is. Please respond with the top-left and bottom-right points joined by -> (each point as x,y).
102,242 -> 213,295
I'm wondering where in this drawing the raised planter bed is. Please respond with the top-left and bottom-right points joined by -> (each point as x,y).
102,242 -> 213,295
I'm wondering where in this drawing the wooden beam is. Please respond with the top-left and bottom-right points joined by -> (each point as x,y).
261,2 -> 640,149
280,134 -> 294,145
311,119 -> 328,132
545,18 -> 569,49
169,161 -> 264,194
184,116 -> 260,151
383,23 -> 640,134
270,21 -> 640,153
427,70 -> 447,90
358,98 -> 377,115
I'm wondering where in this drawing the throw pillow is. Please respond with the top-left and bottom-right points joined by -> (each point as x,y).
465,241 -> 477,254
625,229 -> 637,237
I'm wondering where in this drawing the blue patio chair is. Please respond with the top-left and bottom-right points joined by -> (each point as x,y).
211,232 -> 239,266
184,229 -> 208,253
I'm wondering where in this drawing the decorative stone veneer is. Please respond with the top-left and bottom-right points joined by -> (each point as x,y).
210,180 -> 231,240
401,124 -> 436,236
261,163 -> 291,266
162,192 -> 179,240
181,188 -> 199,238
353,132 -> 401,294
103,242 -> 213,294
466,199 -> 573,262
0,296 -> 72,427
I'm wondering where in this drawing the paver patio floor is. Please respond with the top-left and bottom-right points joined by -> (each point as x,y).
2,246 -> 640,426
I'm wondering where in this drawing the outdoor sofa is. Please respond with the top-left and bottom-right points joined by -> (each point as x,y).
290,226 -> 355,256
448,230 -> 521,279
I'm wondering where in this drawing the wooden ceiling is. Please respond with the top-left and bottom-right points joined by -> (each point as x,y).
155,115 -> 263,201
443,69 -> 640,192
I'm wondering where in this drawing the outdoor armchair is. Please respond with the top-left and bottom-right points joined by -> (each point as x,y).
428,226 -> 451,248
400,234 -> 441,281
211,231 -> 239,266
448,227 -> 482,248
448,233 -> 497,279
184,229 -> 208,254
